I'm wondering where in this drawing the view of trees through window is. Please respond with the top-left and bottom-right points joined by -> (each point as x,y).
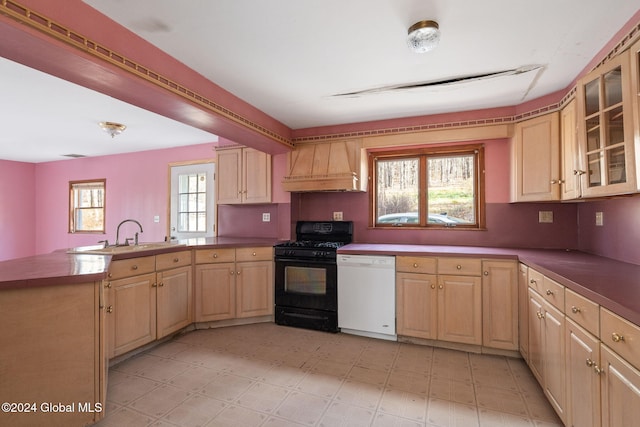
375,149 -> 479,227
178,172 -> 207,232
69,180 -> 105,233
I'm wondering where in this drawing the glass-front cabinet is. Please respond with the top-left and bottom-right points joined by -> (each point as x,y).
577,50 -> 636,197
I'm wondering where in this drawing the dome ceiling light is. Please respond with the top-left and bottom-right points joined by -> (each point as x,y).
99,121 -> 126,138
407,20 -> 440,53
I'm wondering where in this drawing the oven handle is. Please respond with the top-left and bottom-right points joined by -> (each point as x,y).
275,257 -> 336,265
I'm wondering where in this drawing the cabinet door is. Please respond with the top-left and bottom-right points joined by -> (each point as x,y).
566,319 -> 600,427
577,51 -> 636,197
511,112 -> 560,201
528,288 -> 545,383
216,148 -> 243,204
482,260 -> 518,350
600,344 -> 640,427
561,99 -> 580,199
157,266 -> 193,339
236,260 -> 274,318
519,264 -> 529,359
543,301 -> 566,424
243,148 -> 272,204
438,275 -> 482,345
396,272 -> 438,339
194,263 -> 236,321
107,272 -> 157,357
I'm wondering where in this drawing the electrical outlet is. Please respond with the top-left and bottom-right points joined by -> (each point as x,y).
595,211 -> 604,226
538,211 -> 553,223
153,215 -> 160,223
262,213 -> 271,222
333,211 -> 343,221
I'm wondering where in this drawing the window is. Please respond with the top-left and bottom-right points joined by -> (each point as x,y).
371,144 -> 485,229
69,179 -> 106,233
177,172 -> 207,232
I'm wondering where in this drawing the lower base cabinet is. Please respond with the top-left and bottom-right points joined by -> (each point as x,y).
600,344 -> 640,427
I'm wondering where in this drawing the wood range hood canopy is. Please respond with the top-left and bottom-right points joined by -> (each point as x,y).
282,139 -> 368,192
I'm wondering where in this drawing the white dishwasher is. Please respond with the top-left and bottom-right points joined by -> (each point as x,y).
337,254 -> 396,341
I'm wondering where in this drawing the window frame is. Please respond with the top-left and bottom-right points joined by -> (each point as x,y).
69,179 -> 106,234
369,143 -> 486,230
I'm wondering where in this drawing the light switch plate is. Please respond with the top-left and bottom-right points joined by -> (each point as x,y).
595,211 -> 604,226
333,211 -> 343,221
153,215 -> 160,223
262,213 -> 271,222
538,211 -> 553,223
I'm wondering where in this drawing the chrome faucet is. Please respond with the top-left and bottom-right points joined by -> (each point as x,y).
115,219 -> 143,246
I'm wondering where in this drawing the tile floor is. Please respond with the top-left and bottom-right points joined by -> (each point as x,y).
94,323 -> 563,427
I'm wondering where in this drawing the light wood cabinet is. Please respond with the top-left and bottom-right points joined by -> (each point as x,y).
566,319 -> 601,427
528,285 -> 566,423
194,247 -> 273,322
0,281 -> 106,426
518,263 -> 529,359
396,271 -> 438,339
438,274 -> 482,345
156,250 -> 193,338
577,50 -> 637,197
482,260 -> 518,350
600,343 -> 640,427
216,146 -> 272,204
561,98 -> 581,199
511,112 -> 561,201
106,251 -> 193,358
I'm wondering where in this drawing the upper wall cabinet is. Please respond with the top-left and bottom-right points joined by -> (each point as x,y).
560,99 -> 581,200
282,139 -> 367,192
511,112 -> 561,202
576,50 -> 637,197
216,146 -> 272,204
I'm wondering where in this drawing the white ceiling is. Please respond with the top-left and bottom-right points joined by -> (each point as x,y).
2,0 -> 639,163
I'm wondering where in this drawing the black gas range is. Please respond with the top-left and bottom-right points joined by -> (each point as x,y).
273,221 -> 353,332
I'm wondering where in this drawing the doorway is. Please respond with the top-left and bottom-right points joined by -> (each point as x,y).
169,161 -> 215,240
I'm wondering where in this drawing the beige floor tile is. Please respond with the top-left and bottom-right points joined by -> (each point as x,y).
99,324 -> 565,427
274,391 -> 330,426
162,394 -> 226,426
378,389 -> 427,422
128,384 -> 191,418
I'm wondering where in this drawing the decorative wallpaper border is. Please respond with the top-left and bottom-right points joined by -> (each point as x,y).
0,0 -> 293,148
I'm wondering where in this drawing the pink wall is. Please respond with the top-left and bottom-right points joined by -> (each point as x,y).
577,196 -> 640,265
0,160 -> 36,261
34,143 -> 216,255
291,138 -> 579,250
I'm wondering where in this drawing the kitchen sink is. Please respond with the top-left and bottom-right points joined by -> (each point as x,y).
68,242 -> 185,255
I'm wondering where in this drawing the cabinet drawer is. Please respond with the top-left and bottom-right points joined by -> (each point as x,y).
108,256 -> 155,280
565,289 -> 599,337
528,268 -> 544,294
541,276 -> 564,311
195,248 -> 235,264
236,247 -> 273,262
438,257 -> 481,276
601,308 -> 640,371
396,256 -> 437,274
156,250 -> 192,271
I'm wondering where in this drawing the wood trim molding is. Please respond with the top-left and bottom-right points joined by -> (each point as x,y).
0,0 -> 293,149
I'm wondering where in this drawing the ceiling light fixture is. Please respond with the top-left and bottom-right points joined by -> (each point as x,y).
99,121 -> 126,138
407,20 -> 440,53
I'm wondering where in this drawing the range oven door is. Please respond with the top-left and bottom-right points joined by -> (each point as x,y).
274,257 -> 337,312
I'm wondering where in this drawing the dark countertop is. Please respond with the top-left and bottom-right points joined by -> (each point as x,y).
339,244 -> 640,327
0,237 -> 282,291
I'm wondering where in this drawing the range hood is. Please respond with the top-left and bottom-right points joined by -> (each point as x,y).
282,139 -> 367,192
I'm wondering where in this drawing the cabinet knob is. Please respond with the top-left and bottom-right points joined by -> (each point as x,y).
173,258 -> 179,263
132,265 -> 138,270
237,271 -> 241,275
159,282 -> 164,287
550,179 -> 558,184
430,284 -> 436,289
593,365 -> 603,375
456,265 -> 462,270
586,358 -> 594,367
108,273 -> 113,278
546,289 -> 554,296
106,305 -> 113,313
230,271 -> 235,275
612,332 -> 625,343
213,253 -> 218,258
152,283 -> 158,287
438,285 -> 443,289
530,279 -> 537,284
483,271 -> 489,276
571,306 -> 581,314
536,311 -> 545,319
105,283 -> 112,289
413,263 -> 418,268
